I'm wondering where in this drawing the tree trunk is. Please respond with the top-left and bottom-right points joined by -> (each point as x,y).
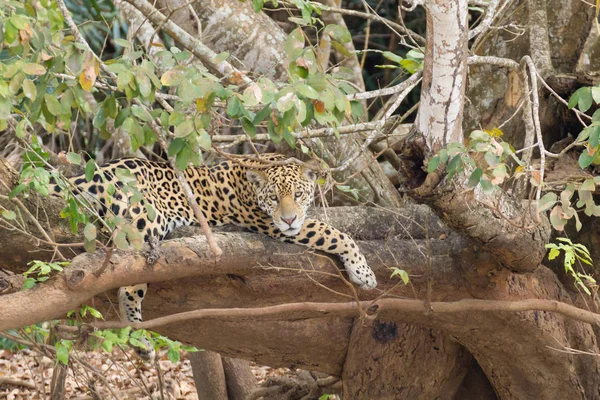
190,351 -> 228,400
342,320 -> 471,399
189,352 -> 256,400
222,357 -> 257,399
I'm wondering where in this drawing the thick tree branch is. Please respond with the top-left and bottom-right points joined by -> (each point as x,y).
123,0 -> 251,84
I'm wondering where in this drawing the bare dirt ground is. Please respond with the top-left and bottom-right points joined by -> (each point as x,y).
0,347 -> 290,399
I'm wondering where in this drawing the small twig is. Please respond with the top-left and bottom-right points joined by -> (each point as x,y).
154,358 -> 166,400
0,376 -> 37,390
93,246 -> 114,277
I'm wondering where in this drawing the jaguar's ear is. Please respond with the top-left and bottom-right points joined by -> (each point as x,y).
302,159 -> 321,182
246,169 -> 267,188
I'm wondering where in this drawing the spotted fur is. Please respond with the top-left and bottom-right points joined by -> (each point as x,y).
52,154 -> 377,356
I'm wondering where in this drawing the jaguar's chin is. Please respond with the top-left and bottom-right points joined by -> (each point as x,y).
280,227 -> 301,236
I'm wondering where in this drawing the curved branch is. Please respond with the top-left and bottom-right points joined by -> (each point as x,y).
56,298 -> 600,332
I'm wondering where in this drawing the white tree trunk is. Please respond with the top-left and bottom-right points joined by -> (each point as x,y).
417,0 -> 469,149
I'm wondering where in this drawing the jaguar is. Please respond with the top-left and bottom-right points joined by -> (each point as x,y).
51,154 -> 377,357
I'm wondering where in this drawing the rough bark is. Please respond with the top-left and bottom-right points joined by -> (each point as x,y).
465,0 -> 596,148
0,159 -> 83,273
342,320 -> 472,399
152,0 -> 288,81
1,201 -> 597,399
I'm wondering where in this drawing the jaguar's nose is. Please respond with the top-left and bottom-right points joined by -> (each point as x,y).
281,216 -> 296,226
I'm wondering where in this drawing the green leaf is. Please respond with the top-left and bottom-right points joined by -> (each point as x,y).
84,223 -> 96,241
114,38 -> 131,48
252,0 -> 264,12
176,146 -> 191,170
174,120 -> 194,138
102,339 -> 114,353
549,206 -> 568,231
253,105 -> 271,125
538,192 -> 558,212
390,268 -> 410,284
226,97 -> 242,118
295,84 -> 319,99
468,168 -> 483,187
548,248 -> 560,260
382,51 -> 403,64
131,105 -> 151,122
579,149 -> 596,169
88,307 -> 104,319
114,230 -> 129,250
446,155 -> 463,180
145,202 -> 157,222
136,73 -> 152,98
4,20 -> 18,44
197,129 -> 212,150
168,138 -> 186,156
129,337 -> 148,350
9,184 -> 27,199
22,278 -> 36,290
427,155 -> 440,173
66,152 -> 82,165
22,79 -> 37,100
568,87 -> 584,109
56,342 -> 69,365
169,111 -> 186,126
580,178 -> 595,191
579,87 -> 593,112
114,108 -> 130,128
2,210 -> 16,220
324,24 -> 351,44
85,159 -> 95,182
589,125 -> 600,148
44,94 -> 62,116
288,62 -> 308,79
284,28 -> 305,60
350,101 -> 364,121
406,49 -> 425,60
168,347 -> 180,363
22,63 -> 47,76
592,87 -> 600,104
241,118 -> 256,137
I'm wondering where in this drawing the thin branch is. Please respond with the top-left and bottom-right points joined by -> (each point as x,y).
468,0 -> 500,40
300,1 -> 426,45
348,71 -> 423,100
56,297 -> 600,332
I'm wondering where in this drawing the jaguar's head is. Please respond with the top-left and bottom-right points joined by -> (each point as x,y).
247,163 -> 317,236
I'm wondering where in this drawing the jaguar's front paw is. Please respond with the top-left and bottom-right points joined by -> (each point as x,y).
343,254 -> 377,289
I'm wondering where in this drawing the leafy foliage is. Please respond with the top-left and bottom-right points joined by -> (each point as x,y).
22,260 -> 69,289
546,238 -> 596,295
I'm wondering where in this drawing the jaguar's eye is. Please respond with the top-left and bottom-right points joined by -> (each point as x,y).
270,195 -> 278,202
295,191 -> 303,198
